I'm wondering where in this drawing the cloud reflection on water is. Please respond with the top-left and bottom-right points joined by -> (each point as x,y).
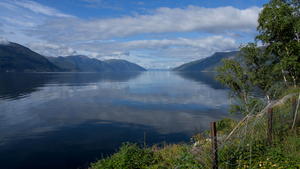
0,72 -> 231,145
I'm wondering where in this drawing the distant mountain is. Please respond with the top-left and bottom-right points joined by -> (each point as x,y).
0,42 -> 62,72
48,55 -> 114,72
103,59 -> 147,71
46,56 -> 81,72
0,41 -> 147,72
46,56 -> 147,72
171,51 -> 239,72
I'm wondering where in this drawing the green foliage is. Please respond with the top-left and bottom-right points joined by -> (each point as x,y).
91,142 -> 157,169
216,0 -> 300,116
256,0 -> 300,86
215,59 -> 254,116
216,117 -> 237,133
90,142 -> 198,169
239,43 -> 279,101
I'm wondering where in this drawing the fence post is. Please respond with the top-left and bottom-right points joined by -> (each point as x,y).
211,122 -> 218,169
267,108 -> 273,146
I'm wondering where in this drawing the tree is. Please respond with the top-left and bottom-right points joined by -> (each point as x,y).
238,43 -> 279,102
256,0 -> 300,86
215,59 -> 260,116
215,0 -> 300,116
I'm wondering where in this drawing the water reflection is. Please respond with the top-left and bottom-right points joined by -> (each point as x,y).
0,73 -> 53,100
175,72 -> 228,90
0,72 -> 142,100
0,71 -> 231,169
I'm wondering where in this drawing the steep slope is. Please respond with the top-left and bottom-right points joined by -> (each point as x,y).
46,56 -> 81,72
172,51 -> 239,72
103,59 -> 147,71
0,42 -> 62,72
62,55 -> 114,72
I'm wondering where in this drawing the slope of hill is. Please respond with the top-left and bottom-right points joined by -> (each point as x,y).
172,51 -> 239,72
0,42 -> 62,72
57,55 -> 114,72
103,59 -> 147,71
46,56 -> 81,72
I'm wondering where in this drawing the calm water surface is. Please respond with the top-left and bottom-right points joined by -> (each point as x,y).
0,71 -> 232,169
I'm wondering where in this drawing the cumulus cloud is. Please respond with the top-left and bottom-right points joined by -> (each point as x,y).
0,37 -> 10,45
32,5 -> 261,42
27,42 -> 77,56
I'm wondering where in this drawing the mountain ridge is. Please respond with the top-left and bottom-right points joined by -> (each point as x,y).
0,42 -> 62,72
171,51 -> 239,72
0,41 -> 147,72
103,59 -> 147,71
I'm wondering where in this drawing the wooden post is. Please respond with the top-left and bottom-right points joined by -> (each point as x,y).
267,108 -> 273,146
211,122 -> 218,169
293,98 -> 296,117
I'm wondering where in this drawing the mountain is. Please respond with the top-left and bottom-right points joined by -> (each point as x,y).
171,51 -> 239,72
103,59 -> 147,71
50,55 -> 114,72
0,42 -> 62,72
46,56 -> 81,72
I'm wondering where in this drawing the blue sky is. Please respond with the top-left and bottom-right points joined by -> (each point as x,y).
0,0 -> 268,69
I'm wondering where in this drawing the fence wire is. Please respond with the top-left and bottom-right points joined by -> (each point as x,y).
176,83 -> 300,169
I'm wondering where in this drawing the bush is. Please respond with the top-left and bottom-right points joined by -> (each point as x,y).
91,142 -> 157,169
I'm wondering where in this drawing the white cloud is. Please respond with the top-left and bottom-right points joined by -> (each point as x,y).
27,42 -> 77,56
74,35 -> 238,59
0,37 -> 10,45
90,51 -> 129,59
0,1 -> 19,11
0,1 -> 260,69
32,5 -> 261,42
14,0 -> 73,18
79,0 -> 123,10
132,1 -> 144,5
3,17 -> 36,27
71,35 -> 239,69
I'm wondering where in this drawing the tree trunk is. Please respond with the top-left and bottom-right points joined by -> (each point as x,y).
266,93 -> 270,103
295,29 -> 300,42
243,90 -> 249,112
282,69 -> 288,86
291,75 -> 297,88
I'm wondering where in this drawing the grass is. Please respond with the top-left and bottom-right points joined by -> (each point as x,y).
90,142 -> 194,169
89,90 -> 300,169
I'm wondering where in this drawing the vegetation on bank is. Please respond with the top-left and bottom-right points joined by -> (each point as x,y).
89,90 -> 300,169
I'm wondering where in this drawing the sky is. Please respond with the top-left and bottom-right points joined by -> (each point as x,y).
0,0 -> 268,69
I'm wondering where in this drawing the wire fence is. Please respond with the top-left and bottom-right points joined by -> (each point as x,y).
175,83 -> 300,168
